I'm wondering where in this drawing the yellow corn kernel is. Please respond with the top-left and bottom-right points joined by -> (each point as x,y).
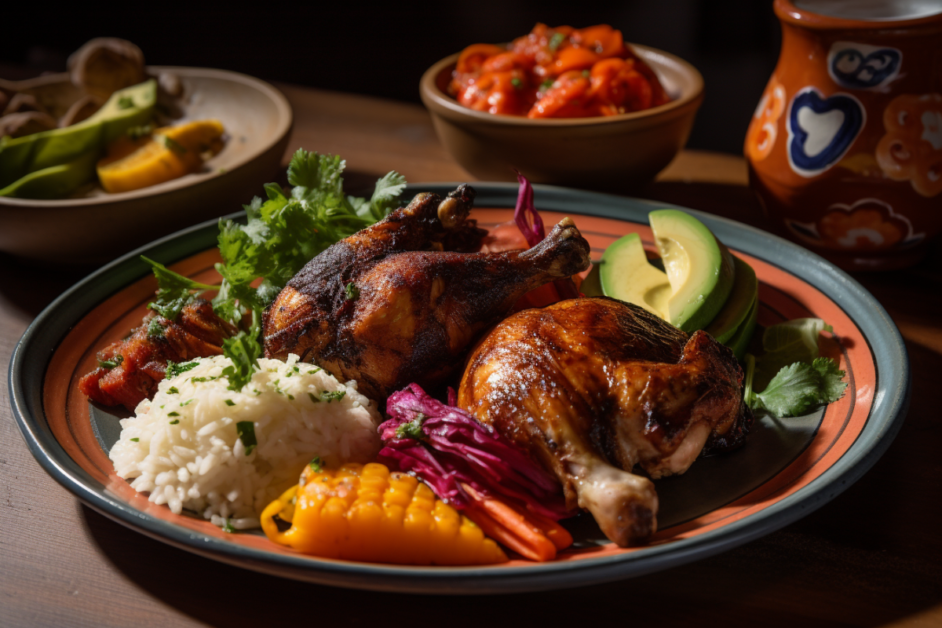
260,462 -> 507,566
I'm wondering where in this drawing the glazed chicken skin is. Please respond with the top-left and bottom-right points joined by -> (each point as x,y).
458,297 -> 752,546
263,185 -> 592,401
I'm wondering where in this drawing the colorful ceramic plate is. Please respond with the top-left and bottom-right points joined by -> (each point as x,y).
9,183 -> 909,594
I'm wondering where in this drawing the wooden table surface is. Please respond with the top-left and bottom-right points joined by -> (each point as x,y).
2,84 -> 940,628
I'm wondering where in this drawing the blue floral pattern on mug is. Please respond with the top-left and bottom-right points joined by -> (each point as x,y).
787,87 -> 866,177
828,41 -> 902,91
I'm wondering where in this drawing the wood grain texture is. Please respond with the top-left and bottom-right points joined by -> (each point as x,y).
2,85 -> 940,628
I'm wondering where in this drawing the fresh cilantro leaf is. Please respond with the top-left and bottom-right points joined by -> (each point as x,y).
147,317 -> 165,338
540,79 -> 555,90
130,437 -> 139,442
236,421 -> 257,455
222,518 -> 235,533
309,456 -> 323,472
755,318 -> 832,391
98,355 -> 123,370
396,413 -> 428,440
746,358 -> 846,418
549,32 -> 566,51
320,390 -> 346,403
166,360 -> 199,379
221,311 -> 262,392
366,171 -> 407,221
344,282 -> 359,301
140,256 -> 216,321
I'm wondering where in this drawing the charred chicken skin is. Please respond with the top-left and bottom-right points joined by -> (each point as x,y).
458,297 -> 752,546
80,299 -> 237,411
263,185 -> 592,401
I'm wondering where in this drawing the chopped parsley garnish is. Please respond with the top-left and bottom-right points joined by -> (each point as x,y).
168,411 -> 180,417
117,96 -> 135,109
549,32 -> 566,51
147,317 -> 165,338
191,376 -> 219,383
308,392 -> 320,404
511,77 -> 523,89
309,456 -> 323,472
396,413 -> 428,441
222,518 -> 235,533
224,399 -> 236,406
236,421 -> 257,455
320,390 -> 346,403
130,437 -> 140,442
168,386 -> 179,394
540,79 -> 555,90
308,368 -> 321,375
344,282 -> 360,301
98,355 -> 124,370
169,419 -> 180,425
166,360 -> 199,379
180,399 -> 194,406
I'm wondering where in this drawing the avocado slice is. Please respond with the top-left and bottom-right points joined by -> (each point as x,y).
649,209 -> 736,333
0,80 -> 156,188
580,262 -> 603,297
727,293 -> 759,360
597,232 -> 671,319
0,149 -> 97,198
705,255 -> 758,343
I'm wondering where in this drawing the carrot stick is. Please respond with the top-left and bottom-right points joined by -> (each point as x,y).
460,483 -> 568,561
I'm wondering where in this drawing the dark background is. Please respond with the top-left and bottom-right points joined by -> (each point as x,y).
1,1 -> 781,155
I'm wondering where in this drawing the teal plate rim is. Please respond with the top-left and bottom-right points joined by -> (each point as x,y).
8,182 -> 911,594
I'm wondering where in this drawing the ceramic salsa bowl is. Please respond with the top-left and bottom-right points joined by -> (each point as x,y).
0,67 -> 292,264
420,44 -> 704,191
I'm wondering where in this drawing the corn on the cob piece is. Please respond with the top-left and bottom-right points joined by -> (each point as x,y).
260,462 -> 507,565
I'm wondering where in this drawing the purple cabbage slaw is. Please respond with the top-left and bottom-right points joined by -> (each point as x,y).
513,171 -> 582,300
378,383 -> 570,521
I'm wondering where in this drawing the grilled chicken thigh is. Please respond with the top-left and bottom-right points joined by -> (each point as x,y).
263,184 -> 592,401
458,297 -> 751,546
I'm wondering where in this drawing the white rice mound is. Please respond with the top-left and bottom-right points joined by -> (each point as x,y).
109,354 -> 381,529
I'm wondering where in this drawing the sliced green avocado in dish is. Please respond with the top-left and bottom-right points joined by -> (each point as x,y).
0,149 -> 97,199
0,79 -> 156,188
649,209 -> 736,333
598,232 -> 671,319
580,262 -> 603,297
727,293 -> 759,360
705,255 -> 758,343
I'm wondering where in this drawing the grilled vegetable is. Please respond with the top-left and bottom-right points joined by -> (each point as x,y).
260,462 -> 507,565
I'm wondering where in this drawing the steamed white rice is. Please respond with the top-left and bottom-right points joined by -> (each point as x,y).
109,354 -> 381,529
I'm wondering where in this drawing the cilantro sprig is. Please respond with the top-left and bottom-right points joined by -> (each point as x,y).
743,318 -> 848,418
141,149 -> 406,391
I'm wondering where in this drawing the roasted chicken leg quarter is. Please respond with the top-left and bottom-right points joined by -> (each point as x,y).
458,297 -> 752,546
263,185 -> 591,401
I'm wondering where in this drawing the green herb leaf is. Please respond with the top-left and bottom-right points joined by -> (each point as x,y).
396,413 -> 428,440
309,456 -> 323,472
224,399 -> 235,406
166,360 -> 199,379
746,358 -> 847,418
168,386 -> 179,394
130,437 -> 140,442
169,419 -> 180,425
511,77 -> 523,89
320,390 -> 346,403
161,135 -> 187,154
222,311 -> 262,392
140,256 -> 216,321
549,32 -> 566,51
540,79 -> 555,90
147,317 -> 165,338
344,282 -> 359,301
168,411 -> 180,417
98,355 -> 124,370
308,392 -> 320,404
236,421 -> 257,455
755,318 -> 833,390
222,518 -> 235,533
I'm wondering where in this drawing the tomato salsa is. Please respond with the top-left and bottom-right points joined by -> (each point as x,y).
449,23 -> 670,119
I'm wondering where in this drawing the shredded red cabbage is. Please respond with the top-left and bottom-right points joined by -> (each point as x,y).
513,170 -> 545,248
513,171 -> 582,300
378,383 -> 570,520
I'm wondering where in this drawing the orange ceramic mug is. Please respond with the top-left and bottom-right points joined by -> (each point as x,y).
746,0 -> 942,270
